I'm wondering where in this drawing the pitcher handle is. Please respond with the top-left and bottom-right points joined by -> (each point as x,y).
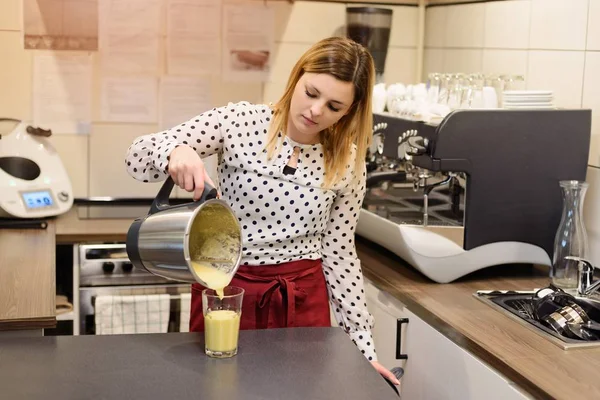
149,176 -> 218,215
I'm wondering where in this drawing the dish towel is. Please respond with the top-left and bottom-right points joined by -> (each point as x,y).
94,294 -> 171,335
179,293 -> 192,333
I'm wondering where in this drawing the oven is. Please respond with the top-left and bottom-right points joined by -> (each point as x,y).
73,243 -> 191,335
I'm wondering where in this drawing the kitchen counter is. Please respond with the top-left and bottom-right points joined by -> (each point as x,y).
7,209 -> 600,399
356,236 -> 600,400
0,327 -> 396,400
55,208 -> 133,243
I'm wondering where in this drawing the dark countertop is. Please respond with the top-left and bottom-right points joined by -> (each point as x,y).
0,327 -> 396,400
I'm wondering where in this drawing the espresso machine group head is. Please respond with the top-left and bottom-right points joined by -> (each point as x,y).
357,109 -> 591,283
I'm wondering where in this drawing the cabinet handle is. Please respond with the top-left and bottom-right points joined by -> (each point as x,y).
396,318 -> 409,360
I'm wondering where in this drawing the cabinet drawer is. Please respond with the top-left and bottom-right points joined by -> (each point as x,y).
402,309 -> 531,400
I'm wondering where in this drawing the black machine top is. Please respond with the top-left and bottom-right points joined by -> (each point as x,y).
372,109 -> 591,258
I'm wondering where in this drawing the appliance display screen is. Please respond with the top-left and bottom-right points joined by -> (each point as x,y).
22,190 -> 54,209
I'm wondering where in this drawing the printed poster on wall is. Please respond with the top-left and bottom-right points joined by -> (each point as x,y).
23,0 -> 99,51
98,0 -> 161,74
222,1 -> 274,82
166,0 -> 222,75
33,54 -> 92,134
160,76 -> 212,130
100,76 -> 158,123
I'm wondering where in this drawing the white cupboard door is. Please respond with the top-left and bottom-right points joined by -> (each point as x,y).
364,278 -> 409,371
401,309 -> 531,400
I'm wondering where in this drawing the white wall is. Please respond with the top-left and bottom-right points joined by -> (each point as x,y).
0,0 -> 419,200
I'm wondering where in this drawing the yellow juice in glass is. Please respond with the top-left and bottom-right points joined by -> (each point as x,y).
204,310 -> 241,355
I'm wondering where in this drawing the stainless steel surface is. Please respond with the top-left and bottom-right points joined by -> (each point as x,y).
364,184 -> 465,228
135,200 -> 242,284
76,243 -> 192,335
564,257 -> 600,297
475,292 -> 600,350
79,244 -> 172,287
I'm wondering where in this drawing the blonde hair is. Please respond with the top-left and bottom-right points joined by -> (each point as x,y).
265,37 -> 375,189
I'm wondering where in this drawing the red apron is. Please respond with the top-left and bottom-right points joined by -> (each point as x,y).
189,259 -> 332,332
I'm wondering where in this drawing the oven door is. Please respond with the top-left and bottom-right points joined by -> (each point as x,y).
78,284 -> 191,335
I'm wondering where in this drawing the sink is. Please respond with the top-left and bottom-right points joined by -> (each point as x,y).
475,292 -> 600,350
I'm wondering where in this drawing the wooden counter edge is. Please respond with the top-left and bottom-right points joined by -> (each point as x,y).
0,317 -> 56,331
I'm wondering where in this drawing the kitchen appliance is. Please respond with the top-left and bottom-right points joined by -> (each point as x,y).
75,243 -> 190,335
0,118 -> 73,218
356,109 -> 591,283
346,7 -> 392,84
126,176 -> 243,285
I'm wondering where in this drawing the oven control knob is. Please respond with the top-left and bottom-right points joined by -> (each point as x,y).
102,262 -> 115,273
122,262 -> 134,273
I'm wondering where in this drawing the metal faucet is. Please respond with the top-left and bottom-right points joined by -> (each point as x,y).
564,256 -> 600,297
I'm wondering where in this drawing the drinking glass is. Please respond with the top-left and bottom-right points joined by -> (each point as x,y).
202,286 -> 244,358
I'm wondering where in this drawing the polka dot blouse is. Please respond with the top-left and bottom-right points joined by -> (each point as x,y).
125,101 -> 376,361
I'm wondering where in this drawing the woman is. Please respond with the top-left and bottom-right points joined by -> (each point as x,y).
125,36 -> 399,385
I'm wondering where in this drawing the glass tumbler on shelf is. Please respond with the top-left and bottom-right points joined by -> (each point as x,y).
551,180 -> 589,291
502,74 -> 525,91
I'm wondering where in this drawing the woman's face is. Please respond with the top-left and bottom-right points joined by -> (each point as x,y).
288,72 -> 355,143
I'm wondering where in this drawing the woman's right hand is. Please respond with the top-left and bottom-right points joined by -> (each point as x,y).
168,145 -> 216,200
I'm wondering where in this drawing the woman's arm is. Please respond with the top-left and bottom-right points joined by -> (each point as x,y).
125,105 -> 228,198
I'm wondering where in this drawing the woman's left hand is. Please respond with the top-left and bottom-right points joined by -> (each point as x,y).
371,361 -> 400,385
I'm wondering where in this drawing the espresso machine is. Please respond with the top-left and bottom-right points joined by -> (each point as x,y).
357,109 -> 591,283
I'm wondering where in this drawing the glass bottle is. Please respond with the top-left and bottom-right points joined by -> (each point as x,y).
551,180 -> 589,290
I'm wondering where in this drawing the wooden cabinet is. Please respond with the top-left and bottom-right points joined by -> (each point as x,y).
0,223 -> 56,330
365,278 -> 532,400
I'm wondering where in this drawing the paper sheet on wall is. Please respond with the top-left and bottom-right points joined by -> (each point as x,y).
98,0 -> 161,74
23,0 -> 99,50
101,77 -> 158,123
222,2 -> 274,82
160,76 -> 212,130
33,54 -> 92,134
167,0 -> 222,75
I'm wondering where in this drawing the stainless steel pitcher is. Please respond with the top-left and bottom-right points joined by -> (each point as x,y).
126,177 -> 242,284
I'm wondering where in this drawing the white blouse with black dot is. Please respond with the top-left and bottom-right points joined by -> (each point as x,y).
125,101 -> 376,361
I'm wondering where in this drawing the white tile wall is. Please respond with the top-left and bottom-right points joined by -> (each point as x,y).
526,50 -> 585,108
50,135 -> 89,198
0,32 -> 32,121
0,0 -> 20,30
385,48 -> 417,85
272,1 -> 346,44
587,0 -> 600,50
444,3 -> 485,48
425,6 -> 447,48
444,49 -> 483,73
388,5 -> 419,48
89,124 -> 164,198
583,52 -> 600,166
267,42 -> 311,84
529,0 -> 589,50
483,0 -> 531,49
423,48 -> 445,78
482,49 -> 528,76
